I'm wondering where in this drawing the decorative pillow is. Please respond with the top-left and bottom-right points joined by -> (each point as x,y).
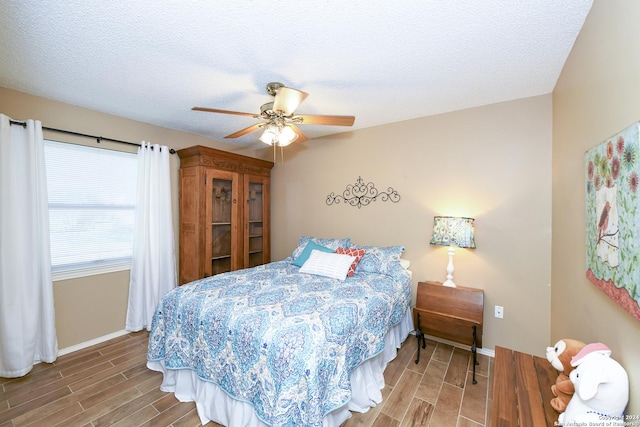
299,250 -> 356,281
290,236 -> 351,260
335,247 -> 366,276
350,244 -> 405,274
292,241 -> 334,267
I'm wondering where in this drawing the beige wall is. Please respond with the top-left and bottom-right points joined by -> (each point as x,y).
270,94 -> 553,355
2,86 -> 553,354
552,0 -> 640,413
0,86 -> 256,348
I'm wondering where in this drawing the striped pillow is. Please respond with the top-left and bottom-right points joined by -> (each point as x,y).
299,250 -> 356,281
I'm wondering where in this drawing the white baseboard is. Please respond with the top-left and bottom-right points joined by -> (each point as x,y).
408,331 -> 495,358
58,329 -> 130,357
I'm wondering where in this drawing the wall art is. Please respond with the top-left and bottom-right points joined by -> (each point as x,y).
585,121 -> 640,321
326,176 -> 400,209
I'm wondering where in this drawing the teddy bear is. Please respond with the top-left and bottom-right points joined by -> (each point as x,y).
546,338 -> 586,412
558,342 -> 629,426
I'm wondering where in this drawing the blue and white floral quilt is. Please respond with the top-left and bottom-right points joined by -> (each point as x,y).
147,260 -> 411,426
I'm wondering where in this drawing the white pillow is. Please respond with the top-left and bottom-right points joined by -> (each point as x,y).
299,250 -> 356,281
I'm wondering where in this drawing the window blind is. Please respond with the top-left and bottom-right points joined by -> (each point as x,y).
44,140 -> 138,273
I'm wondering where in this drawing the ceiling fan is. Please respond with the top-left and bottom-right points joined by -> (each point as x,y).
192,82 -> 355,147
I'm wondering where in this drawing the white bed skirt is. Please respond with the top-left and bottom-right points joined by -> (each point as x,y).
147,308 -> 413,426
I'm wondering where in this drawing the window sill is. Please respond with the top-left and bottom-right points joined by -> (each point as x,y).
52,262 -> 131,281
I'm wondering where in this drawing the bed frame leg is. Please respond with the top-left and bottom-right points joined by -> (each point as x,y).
415,312 -> 426,364
471,325 -> 478,384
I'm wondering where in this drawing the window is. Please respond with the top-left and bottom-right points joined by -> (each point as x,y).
44,141 -> 138,277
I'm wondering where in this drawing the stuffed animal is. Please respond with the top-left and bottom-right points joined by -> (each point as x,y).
558,343 -> 629,426
546,338 -> 586,412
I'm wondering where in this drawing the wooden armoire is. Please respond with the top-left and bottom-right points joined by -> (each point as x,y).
177,145 -> 274,285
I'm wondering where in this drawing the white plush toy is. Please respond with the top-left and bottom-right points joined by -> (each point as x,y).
558,343 -> 629,426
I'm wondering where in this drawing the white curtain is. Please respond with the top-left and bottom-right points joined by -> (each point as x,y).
0,115 -> 58,377
126,142 -> 177,332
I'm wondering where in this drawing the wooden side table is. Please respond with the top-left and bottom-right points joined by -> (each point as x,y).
413,281 -> 484,383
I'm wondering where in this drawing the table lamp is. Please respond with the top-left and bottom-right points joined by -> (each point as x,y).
430,216 -> 476,287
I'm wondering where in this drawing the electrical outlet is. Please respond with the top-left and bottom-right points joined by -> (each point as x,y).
495,305 -> 504,319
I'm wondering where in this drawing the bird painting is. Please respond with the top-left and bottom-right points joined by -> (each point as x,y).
585,123 -> 640,321
595,194 -> 619,261
597,201 -> 611,243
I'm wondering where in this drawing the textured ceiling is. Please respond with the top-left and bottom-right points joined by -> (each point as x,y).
0,1 -> 592,148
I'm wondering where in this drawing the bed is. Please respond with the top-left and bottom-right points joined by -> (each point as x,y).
147,237 -> 413,426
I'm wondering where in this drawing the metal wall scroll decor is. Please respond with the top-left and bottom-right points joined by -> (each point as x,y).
326,176 -> 401,208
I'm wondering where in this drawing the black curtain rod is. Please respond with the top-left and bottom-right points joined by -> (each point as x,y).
9,119 -> 176,154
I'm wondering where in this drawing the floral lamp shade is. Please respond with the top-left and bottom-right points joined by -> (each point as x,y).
430,216 -> 476,249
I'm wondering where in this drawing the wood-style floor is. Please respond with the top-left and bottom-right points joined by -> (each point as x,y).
0,331 -> 493,427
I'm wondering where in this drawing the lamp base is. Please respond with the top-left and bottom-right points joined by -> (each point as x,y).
443,246 -> 456,287
442,279 -> 456,287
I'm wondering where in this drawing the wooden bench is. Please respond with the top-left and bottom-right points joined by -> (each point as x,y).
413,281 -> 483,383
491,346 -> 560,427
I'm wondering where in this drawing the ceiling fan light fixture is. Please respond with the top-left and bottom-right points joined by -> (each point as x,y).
277,125 -> 298,146
259,124 -> 298,147
272,87 -> 309,116
259,124 -> 279,145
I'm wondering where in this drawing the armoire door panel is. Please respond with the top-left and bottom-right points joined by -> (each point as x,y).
244,174 -> 270,268
205,169 -> 241,276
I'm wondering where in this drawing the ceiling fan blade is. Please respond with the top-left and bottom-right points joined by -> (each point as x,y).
192,107 -> 256,117
294,114 -> 355,126
272,87 -> 309,115
225,123 -> 265,138
289,124 -> 309,143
